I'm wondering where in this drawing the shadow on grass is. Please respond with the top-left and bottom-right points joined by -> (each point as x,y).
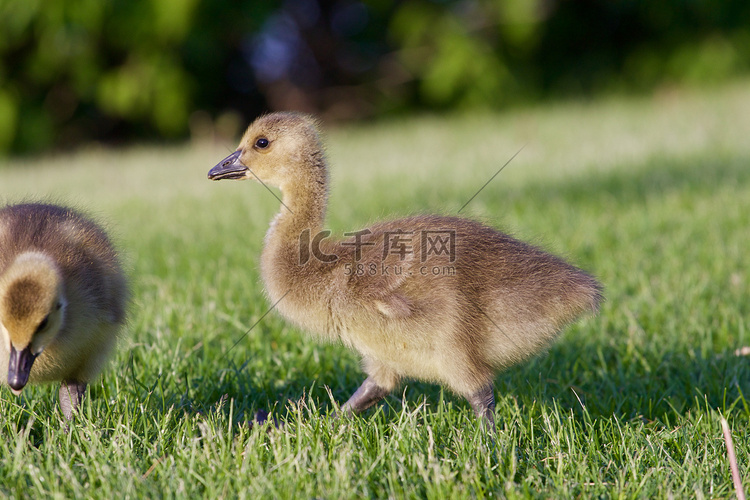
498,335 -> 750,423
170,330 -> 750,430
98,336 -> 748,438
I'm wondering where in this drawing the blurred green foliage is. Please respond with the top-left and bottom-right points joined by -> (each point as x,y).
0,0 -> 276,154
0,0 -> 748,155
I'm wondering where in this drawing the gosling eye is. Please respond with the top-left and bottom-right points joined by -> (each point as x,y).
254,137 -> 270,150
35,315 -> 50,334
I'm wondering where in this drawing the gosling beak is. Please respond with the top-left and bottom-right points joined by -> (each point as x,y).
208,150 -> 248,181
7,345 -> 37,395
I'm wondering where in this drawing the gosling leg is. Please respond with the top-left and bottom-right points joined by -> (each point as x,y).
59,380 -> 87,421
340,376 -> 391,414
466,383 -> 496,432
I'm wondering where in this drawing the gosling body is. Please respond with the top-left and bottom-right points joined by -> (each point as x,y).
208,112 -> 602,429
0,203 -> 128,420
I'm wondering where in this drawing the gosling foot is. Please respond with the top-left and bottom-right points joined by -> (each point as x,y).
339,376 -> 391,416
59,380 -> 87,421
466,383 -> 496,434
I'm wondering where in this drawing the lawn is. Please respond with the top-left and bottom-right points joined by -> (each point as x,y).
1,81 -> 749,498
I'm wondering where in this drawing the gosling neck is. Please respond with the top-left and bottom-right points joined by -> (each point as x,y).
271,157 -> 329,242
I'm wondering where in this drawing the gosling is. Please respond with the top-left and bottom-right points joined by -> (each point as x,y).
0,203 -> 128,421
208,112 -> 602,430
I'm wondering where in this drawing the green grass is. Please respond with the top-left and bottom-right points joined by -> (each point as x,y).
2,80 -> 750,498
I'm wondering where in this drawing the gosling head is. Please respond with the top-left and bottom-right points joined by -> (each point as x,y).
207,112 -> 324,189
0,252 -> 66,394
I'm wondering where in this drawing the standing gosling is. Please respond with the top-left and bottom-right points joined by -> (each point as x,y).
0,203 -> 128,420
208,112 -> 602,431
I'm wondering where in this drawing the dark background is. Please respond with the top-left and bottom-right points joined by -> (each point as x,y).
1,0 -> 748,155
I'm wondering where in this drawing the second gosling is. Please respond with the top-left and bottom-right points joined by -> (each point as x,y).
0,203 -> 128,421
208,113 -> 602,430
